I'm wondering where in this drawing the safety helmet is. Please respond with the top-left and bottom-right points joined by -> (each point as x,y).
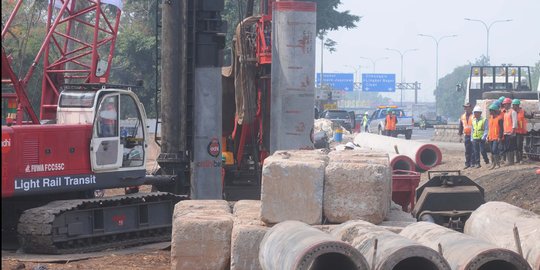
365,111 -> 369,115
473,106 -> 482,113
488,103 -> 499,111
502,97 -> 512,104
493,100 -> 502,107
498,96 -> 506,102
512,99 -> 521,105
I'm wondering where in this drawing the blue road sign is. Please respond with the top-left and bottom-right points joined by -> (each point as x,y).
316,73 -> 354,92
362,73 -> 396,92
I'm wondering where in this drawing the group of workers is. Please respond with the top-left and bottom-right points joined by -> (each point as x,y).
459,97 -> 529,169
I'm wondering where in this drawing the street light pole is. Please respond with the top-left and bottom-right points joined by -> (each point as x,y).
359,57 -> 388,73
464,18 -> 512,60
385,48 -> 418,106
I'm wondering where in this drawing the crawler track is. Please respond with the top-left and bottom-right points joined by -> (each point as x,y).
18,192 -> 183,254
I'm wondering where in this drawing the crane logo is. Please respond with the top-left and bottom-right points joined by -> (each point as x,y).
1,133 -> 11,154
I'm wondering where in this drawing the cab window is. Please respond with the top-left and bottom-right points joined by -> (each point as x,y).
119,94 -> 145,167
96,96 -> 118,138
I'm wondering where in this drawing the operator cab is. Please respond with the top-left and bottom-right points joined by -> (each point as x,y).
465,65 -> 532,106
57,88 -> 148,172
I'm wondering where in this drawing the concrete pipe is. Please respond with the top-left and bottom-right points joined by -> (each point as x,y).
354,133 -> 442,171
400,222 -> 531,270
389,153 -> 416,172
331,220 -> 451,270
464,201 -> 540,270
259,220 -> 369,270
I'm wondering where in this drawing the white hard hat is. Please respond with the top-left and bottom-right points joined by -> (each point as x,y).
473,106 -> 482,113
345,142 -> 356,149
364,111 -> 369,115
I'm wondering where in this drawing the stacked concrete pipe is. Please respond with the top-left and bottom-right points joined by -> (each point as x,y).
259,220 -> 369,270
400,222 -> 531,270
464,201 -> 540,270
331,220 -> 451,270
354,133 -> 442,171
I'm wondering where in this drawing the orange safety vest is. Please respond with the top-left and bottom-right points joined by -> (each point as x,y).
460,113 -> 473,135
516,109 -> 528,134
385,115 -> 396,131
488,114 -> 502,141
503,108 -> 514,134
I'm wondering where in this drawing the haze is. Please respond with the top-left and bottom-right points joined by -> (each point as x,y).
317,0 -> 540,103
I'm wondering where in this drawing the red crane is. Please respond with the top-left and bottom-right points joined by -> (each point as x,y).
2,0 -> 121,124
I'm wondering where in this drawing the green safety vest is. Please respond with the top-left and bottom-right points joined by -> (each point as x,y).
472,118 -> 486,140
362,115 -> 368,127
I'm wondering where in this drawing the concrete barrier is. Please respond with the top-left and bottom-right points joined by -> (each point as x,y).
432,125 -> 461,143
171,200 -> 233,270
260,151 -> 326,225
324,150 -> 391,224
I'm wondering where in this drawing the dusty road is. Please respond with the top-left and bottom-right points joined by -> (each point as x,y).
3,133 -> 539,270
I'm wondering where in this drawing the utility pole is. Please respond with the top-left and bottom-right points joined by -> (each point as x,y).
464,18 -> 512,60
385,48 -> 418,106
418,34 -> 457,114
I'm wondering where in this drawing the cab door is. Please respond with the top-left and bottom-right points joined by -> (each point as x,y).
90,94 -> 123,171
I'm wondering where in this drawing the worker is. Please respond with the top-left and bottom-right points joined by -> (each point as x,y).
99,99 -> 118,137
502,98 -> 518,165
487,103 -> 503,169
512,99 -> 528,164
495,98 -> 506,163
362,111 -> 369,132
458,102 -> 474,169
471,106 -> 489,168
384,108 -> 397,137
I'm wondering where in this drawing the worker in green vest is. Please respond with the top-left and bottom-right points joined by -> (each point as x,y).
471,106 -> 489,168
362,111 -> 369,132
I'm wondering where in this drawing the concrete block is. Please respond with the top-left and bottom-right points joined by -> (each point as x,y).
230,224 -> 269,270
233,200 -> 264,226
174,200 -> 231,217
260,153 -> 326,225
327,149 -> 389,165
171,200 -> 233,270
323,161 -> 391,224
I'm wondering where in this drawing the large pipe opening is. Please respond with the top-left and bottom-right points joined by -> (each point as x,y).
419,148 -> 438,167
309,252 -> 358,270
392,257 -> 439,270
393,159 -> 413,171
477,260 -> 519,270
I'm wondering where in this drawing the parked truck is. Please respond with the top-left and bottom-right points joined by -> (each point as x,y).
367,106 -> 414,139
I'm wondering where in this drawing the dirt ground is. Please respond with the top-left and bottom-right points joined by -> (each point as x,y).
2,139 -> 539,270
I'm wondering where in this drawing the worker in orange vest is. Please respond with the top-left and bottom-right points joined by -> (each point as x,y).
458,102 -> 474,169
512,99 -> 529,164
502,98 -> 517,165
487,103 -> 503,169
384,108 -> 398,137
496,97 -> 507,163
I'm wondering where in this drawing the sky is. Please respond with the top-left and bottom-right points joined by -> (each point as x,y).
316,0 -> 540,103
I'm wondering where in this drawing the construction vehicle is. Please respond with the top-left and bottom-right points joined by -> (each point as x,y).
2,0 -> 316,253
463,65 -> 540,160
413,171 -> 485,232
464,65 -> 538,107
